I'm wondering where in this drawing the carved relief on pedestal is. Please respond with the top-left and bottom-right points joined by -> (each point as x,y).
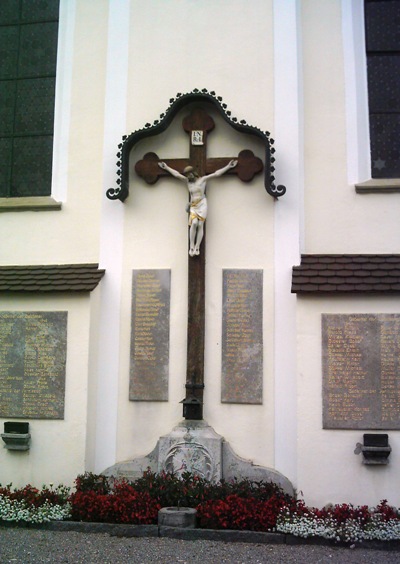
163,441 -> 214,480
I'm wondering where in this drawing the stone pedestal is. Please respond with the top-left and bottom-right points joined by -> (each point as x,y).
103,419 -> 294,496
157,420 -> 222,481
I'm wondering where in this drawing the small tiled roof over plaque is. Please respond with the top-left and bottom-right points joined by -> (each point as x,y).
0,264 -> 105,292
292,255 -> 400,294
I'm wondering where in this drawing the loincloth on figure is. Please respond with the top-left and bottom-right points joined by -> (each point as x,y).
188,196 -> 207,226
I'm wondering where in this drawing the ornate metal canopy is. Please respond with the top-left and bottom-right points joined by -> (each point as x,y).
106,89 -> 286,202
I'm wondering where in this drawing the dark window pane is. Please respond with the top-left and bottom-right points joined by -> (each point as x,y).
15,78 -> 56,135
0,0 -> 21,25
367,54 -> 400,112
0,139 -> 13,196
370,114 -> 400,178
365,0 -> 400,178
0,0 -> 58,197
0,27 -> 20,79
18,22 -> 58,78
365,1 -> 400,51
0,81 -> 17,135
21,0 -> 60,23
11,136 -> 53,196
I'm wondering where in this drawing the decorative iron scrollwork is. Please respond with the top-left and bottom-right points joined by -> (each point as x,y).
106,89 -> 286,202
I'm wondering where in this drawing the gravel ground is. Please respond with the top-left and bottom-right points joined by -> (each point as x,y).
0,529 -> 399,564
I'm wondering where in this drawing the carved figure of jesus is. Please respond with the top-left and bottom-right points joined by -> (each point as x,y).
158,159 -> 237,256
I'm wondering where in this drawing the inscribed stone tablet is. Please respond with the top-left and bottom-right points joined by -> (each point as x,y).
0,311 -> 67,419
222,269 -> 263,404
322,314 -> 400,429
129,270 -> 170,401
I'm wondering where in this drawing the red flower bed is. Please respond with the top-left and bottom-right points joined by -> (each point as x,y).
70,481 -> 161,524
197,493 -> 287,531
0,484 -> 68,508
290,498 -> 399,526
2,471 -> 399,540
68,470 -> 294,527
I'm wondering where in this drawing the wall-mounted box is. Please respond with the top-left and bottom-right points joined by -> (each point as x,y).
1,422 -> 31,451
361,434 -> 391,465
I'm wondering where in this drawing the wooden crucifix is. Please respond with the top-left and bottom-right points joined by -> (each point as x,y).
135,107 -> 263,420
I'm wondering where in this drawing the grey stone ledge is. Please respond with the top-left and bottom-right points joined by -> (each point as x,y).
159,526 -> 285,544
355,179 -> 400,193
36,521 -> 159,538
0,197 -> 62,211
2,521 -> 400,550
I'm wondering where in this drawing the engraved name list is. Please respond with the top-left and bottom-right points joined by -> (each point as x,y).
322,314 -> 400,429
0,312 -> 67,419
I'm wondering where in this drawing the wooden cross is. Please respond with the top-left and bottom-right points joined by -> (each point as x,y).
135,107 -> 263,419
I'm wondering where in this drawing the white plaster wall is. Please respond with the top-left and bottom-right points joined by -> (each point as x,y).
127,0 -> 274,131
0,0 -> 108,266
273,0 -> 302,488
302,0 -> 400,253
296,1 -> 400,506
0,295 -> 91,489
206,113 -> 274,466
0,1 -> 110,488
1,0 -> 397,509
116,108 -> 275,468
297,296 -> 400,508
91,0 -> 130,474
112,0 -> 276,468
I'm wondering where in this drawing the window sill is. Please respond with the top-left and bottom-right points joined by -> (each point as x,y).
355,179 -> 400,194
0,197 -> 62,212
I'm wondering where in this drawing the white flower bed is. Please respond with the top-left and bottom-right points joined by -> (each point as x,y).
0,496 -> 71,523
276,511 -> 400,542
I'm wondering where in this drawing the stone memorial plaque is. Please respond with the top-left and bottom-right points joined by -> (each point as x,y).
129,269 -> 170,401
0,311 -> 67,419
322,314 -> 400,429
222,269 -> 263,404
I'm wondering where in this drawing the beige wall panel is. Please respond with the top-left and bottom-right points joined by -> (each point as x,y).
0,295 -> 91,488
116,104 -> 275,468
0,0 -> 109,266
302,0 -> 400,253
297,296 -> 400,507
127,0 -> 274,134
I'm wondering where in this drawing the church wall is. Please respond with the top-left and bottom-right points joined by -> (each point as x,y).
296,296 -> 400,508
116,111 -> 275,467
0,2 -> 109,486
3,0 -> 399,510
294,1 -> 400,506
111,0 -> 276,469
0,294 -> 91,488
0,0 -> 107,267
302,0 -> 400,254
272,0 -> 302,486
127,0 -> 274,132
205,114 -> 274,467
